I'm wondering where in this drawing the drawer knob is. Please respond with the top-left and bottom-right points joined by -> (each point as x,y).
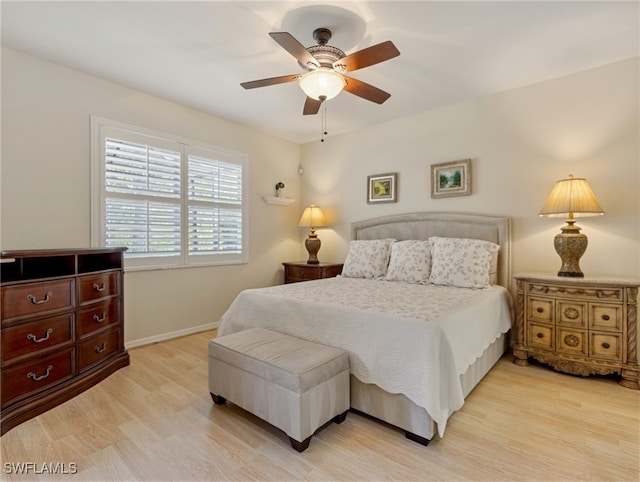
93,313 -> 106,323
536,332 -> 544,339
536,307 -> 544,313
601,314 -> 610,321
93,283 -> 106,292
26,328 -> 53,343
95,342 -> 107,354
564,334 -> 580,347
26,291 -> 53,305
601,342 -> 611,349
27,365 -> 53,382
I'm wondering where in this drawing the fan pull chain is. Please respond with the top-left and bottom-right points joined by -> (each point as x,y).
321,98 -> 328,143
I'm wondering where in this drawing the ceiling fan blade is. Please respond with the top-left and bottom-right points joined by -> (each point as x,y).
269,32 -> 320,69
343,76 -> 391,104
303,97 -> 322,115
334,41 -> 400,73
240,74 -> 299,90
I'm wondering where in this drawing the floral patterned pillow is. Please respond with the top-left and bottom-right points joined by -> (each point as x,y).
384,240 -> 432,284
428,237 -> 500,289
341,238 -> 396,279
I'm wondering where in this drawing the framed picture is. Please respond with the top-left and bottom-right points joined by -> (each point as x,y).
430,159 -> 471,198
367,172 -> 397,204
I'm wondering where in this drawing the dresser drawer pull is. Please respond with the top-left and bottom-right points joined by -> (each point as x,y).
601,342 -> 611,349
95,342 -> 107,353
536,332 -> 544,339
26,328 -> 53,343
93,313 -> 106,323
27,365 -> 53,382
564,335 -> 580,347
601,314 -> 610,321
26,291 -> 53,305
536,307 -> 544,313
93,283 -> 106,292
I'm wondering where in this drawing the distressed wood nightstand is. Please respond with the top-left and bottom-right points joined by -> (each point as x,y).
513,273 -> 639,389
282,262 -> 343,284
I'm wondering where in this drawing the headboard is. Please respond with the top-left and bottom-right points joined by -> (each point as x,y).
351,212 -> 512,289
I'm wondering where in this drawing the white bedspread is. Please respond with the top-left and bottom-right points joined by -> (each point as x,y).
217,277 -> 512,436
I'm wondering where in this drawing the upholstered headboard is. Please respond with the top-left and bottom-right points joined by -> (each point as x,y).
351,212 -> 512,289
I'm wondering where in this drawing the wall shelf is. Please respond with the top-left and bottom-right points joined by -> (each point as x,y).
262,195 -> 296,206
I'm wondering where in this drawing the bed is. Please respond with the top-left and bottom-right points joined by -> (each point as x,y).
217,212 -> 513,445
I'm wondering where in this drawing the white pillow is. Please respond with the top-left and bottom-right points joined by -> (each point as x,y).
384,240 -> 432,284
341,238 -> 396,279
428,237 -> 500,289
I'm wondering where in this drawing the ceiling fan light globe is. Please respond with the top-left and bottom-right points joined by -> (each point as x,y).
299,69 -> 345,101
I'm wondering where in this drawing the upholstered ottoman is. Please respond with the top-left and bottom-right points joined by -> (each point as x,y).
208,327 -> 350,452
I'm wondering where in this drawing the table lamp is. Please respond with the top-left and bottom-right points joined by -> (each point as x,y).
298,204 -> 328,264
539,174 -> 604,277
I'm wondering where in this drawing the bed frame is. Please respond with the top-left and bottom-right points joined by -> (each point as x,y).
349,212 -> 512,445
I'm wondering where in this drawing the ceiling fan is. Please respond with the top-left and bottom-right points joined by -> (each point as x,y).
241,28 -> 400,115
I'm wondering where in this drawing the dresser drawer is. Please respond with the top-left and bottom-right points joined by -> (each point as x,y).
590,332 -> 622,361
79,329 -> 119,371
556,328 -> 588,356
78,272 -> 119,304
1,314 -> 74,362
77,300 -> 120,337
527,297 -> 554,323
1,348 -> 74,406
590,304 -> 623,332
1,279 -> 75,323
556,301 -> 587,328
527,322 -> 554,350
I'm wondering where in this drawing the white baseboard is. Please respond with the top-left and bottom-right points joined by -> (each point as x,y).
125,321 -> 218,349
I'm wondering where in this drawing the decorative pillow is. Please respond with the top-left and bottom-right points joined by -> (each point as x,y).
384,240 -> 432,284
341,238 -> 396,279
428,237 -> 500,289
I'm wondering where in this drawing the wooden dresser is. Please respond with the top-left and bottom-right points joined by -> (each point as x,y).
282,262 -> 343,284
513,273 -> 639,389
1,248 -> 129,434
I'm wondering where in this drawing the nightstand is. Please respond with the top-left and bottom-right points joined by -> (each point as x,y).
282,262 -> 343,284
513,273 -> 639,389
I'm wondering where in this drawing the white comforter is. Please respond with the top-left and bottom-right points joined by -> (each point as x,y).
217,277 -> 512,436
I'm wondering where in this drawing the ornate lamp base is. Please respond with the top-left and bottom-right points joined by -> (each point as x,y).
305,231 -> 321,264
554,221 -> 587,277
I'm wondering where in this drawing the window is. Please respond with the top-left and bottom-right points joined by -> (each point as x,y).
91,117 -> 248,270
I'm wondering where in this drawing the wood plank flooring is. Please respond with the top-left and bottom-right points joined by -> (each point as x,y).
2,330 -> 638,481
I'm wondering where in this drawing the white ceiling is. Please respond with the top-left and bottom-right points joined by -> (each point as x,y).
2,1 -> 638,144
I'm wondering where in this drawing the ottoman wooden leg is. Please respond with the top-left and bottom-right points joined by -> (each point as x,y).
289,435 -> 312,453
210,393 -> 226,405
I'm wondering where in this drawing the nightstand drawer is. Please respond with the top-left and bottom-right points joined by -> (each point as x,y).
287,266 -> 322,281
527,298 -> 554,323
557,328 -> 587,356
527,323 -> 553,350
590,304 -> 622,332
282,262 -> 343,284
557,301 -> 586,328
590,332 -> 622,361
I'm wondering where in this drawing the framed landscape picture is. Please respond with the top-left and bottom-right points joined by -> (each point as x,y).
430,159 -> 471,198
367,172 -> 397,204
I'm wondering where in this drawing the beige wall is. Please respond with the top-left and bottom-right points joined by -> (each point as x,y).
1,48 -> 304,345
3,49 -> 639,346
301,58 -> 640,282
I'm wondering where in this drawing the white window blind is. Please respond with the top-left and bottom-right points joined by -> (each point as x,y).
91,117 -> 248,270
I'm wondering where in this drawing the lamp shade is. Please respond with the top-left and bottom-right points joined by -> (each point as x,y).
539,174 -> 604,218
298,204 -> 328,228
298,68 -> 345,101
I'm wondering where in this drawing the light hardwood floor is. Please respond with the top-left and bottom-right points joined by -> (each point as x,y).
1,330 -> 638,481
